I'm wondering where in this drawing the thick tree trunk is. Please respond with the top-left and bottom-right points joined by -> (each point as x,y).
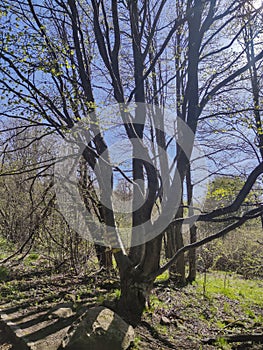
166,204 -> 186,286
169,231 -> 186,286
187,224 -> 197,282
117,270 -> 152,326
186,165 -> 197,283
117,236 -> 162,326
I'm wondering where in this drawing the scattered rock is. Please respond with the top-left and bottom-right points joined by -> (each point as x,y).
46,304 -> 75,320
223,318 -> 236,325
60,306 -> 135,350
49,308 -> 74,319
160,316 -> 171,325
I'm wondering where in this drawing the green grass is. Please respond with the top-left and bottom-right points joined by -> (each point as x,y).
155,270 -> 169,282
132,335 -> 141,349
155,270 -> 262,308
215,337 -> 231,350
195,271 -> 263,306
24,252 -> 40,266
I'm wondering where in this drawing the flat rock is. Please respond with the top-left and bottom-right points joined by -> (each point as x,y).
49,308 -> 74,319
160,316 -> 171,325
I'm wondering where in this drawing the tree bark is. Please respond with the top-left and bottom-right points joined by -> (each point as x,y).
117,269 -> 152,326
94,245 -> 113,270
186,165 -> 197,282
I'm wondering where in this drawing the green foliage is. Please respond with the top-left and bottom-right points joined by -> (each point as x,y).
215,337 -> 231,350
199,175 -> 262,279
198,227 -> 263,279
131,335 -> 141,349
108,288 -> 121,300
205,175 -> 258,211
155,270 -> 169,283
24,253 -> 40,266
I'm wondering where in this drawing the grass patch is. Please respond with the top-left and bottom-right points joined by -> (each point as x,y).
215,337 -> 231,350
195,271 -> 263,306
24,252 -> 40,266
155,270 -> 169,283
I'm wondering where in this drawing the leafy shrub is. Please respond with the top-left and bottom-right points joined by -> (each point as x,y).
197,227 -> 263,279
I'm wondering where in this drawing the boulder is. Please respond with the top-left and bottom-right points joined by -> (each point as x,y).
60,306 -> 134,350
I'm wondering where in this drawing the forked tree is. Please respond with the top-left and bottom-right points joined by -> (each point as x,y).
0,0 -> 263,325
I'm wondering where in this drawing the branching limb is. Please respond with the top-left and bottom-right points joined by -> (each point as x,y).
154,206 -> 263,279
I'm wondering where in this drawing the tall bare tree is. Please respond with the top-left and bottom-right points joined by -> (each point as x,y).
1,0 -> 263,325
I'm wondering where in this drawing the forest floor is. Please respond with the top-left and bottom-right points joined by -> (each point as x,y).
0,258 -> 262,350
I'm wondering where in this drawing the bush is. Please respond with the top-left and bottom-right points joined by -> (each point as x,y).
197,227 -> 263,279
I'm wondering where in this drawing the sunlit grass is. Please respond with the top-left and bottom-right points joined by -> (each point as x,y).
155,269 -> 263,308
155,270 -> 169,282
195,271 -> 263,306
